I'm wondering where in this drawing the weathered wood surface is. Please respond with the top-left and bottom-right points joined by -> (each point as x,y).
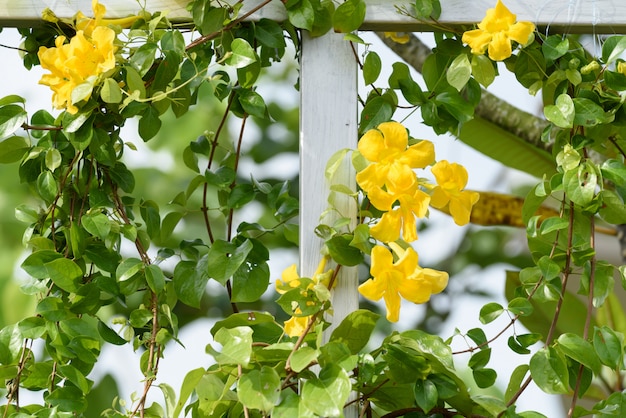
1,0 -> 625,32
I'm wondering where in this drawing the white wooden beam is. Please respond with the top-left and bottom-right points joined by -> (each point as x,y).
1,0 -> 625,32
299,29 -> 358,417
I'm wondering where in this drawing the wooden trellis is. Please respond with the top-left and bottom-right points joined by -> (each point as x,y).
0,0 -> 622,415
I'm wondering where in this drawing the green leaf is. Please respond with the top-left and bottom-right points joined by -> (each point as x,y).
97,320 -> 126,345
414,378 -> 438,413
18,316 -> 46,339
255,19 -> 287,48
37,170 -> 57,202
45,257 -> 83,293
556,333 -> 601,374
82,212 -> 111,241
67,116 -> 94,150
415,0 -> 441,19
332,0 -> 365,33
542,35 -> 569,61
145,264 -> 166,293
100,78 -> 123,104
599,190 -> 626,224
473,368 -> 497,388
601,159 -> 626,185
573,97 -> 612,126
363,51 -> 382,85
231,259 -> 270,303
471,54 -> 496,87
116,258 -> 143,282
593,325 -> 623,369
507,297 -> 533,317
529,347 -> 569,394
326,234 -> 363,266
329,309 -> 379,354
138,106 -> 162,141
286,0 -> 315,31
0,135 -> 29,163
447,54 -> 471,91
479,302 -> 504,324
505,364 -> 529,403
563,161 -> 597,207
173,256 -> 209,308
290,346 -> 319,373
140,200 -> 161,240
237,89 -> 267,118
173,367 -> 206,418
44,386 -> 87,412
209,326 -> 253,366
58,364 -> 91,394
359,96 -> 393,134
225,38 -> 256,68
237,366 -> 280,413
301,364 -> 351,417
0,104 -> 27,140
602,35 -> 626,64
544,93 -> 574,128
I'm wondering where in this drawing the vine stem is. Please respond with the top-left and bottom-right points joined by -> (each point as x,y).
504,200 -> 576,412
185,0 -> 274,51
568,214 -> 596,417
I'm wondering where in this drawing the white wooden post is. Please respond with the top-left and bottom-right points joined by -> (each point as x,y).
299,32 -> 358,331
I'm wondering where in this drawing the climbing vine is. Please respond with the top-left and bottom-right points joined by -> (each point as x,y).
0,0 -> 625,417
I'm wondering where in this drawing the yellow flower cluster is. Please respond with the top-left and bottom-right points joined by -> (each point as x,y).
462,0 -> 535,61
38,1 -> 119,114
275,258 -> 332,337
355,121 -> 479,322
359,244 -> 448,322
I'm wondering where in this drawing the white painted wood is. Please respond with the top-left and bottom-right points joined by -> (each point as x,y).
299,30 -> 358,417
2,0 -> 625,32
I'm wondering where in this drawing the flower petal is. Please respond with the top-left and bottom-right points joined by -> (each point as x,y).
370,210 -> 402,243
462,29 -> 492,55
507,21 -> 535,45
488,31 -> 513,61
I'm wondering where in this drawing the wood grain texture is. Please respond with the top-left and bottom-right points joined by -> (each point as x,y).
1,0 -> 624,32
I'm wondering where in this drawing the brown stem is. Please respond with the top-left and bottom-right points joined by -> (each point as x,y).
568,214 -> 596,417
185,0 -> 273,51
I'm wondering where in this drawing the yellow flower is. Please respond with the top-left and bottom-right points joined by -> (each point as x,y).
284,314 -> 309,338
429,160 -> 480,226
275,257 -> 332,337
617,61 -> 626,76
38,26 -> 117,114
76,0 -> 140,37
461,0 -> 535,61
358,244 -> 448,322
356,121 -> 435,194
368,185 -> 431,243
384,32 -> 410,44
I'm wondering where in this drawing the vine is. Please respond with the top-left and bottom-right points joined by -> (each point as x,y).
0,0 -> 625,417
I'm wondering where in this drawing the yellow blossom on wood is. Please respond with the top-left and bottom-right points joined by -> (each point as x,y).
38,26 -> 117,114
359,244 -> 448,322
429,160 -> 480,226
462,0 -> 535,61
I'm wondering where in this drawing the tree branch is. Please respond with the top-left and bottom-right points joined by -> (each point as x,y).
376,32 -> 552,154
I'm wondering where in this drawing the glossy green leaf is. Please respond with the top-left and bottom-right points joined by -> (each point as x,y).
507,297 -> 533,317
557,333 -> 601,374
302,364 -> 351,417
138,106 -> 162,141
18,316 -> 46,339
542,36 -> 569,61
529,347 -> 569,394
0,135 -> 29,163
0,104 -> 27,140
286,0 -> 315,31
100,78 -> 123,104
593,326 -> 623,369
326,234 -> 363,266
44,386 -> 87,412
209,326 -> 253,366
332,0 -> 365,33
329,309 -> 379,354
97,320 -> 126,345
290,346 -> 319,373
414,378 -> 438,413
45,257 -> 83,293
237,89 -> 266,118
237,366 -> 280,413
359,96 -> 393,134
544,93 -> 574,128
563,161 -> 597,207
573,97 -> 612,126
447,54 -> 471,91
599,190 -> 626,224
479,302 -> 504,324
363,51 -> 382,85
225,38 -> 256,68
82,212 -> 111,241
602,35 -> 626,64
173,255 -> 209,308
471,54 -> 496,87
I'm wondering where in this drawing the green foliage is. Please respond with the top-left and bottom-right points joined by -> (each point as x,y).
0,0 -> 626,417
